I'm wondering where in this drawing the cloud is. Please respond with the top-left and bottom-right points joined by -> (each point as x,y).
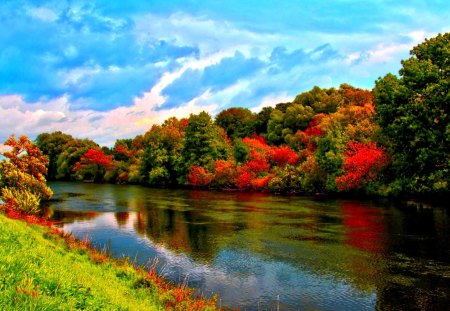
0,2 -> 200,111
160,52 -> 265,109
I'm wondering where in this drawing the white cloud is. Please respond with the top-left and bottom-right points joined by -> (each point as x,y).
134,12 -> 284,58
26,6 -> 59,22
0,65 -> 222,146
251,94 -> 293,113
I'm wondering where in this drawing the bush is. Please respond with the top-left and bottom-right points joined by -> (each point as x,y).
1,187 -> 40,214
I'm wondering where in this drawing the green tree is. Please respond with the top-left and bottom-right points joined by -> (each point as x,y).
56,138 -> 98,180
36,131 -> 74,180
254,106 -> 274,136
182,112 -> 231,175
374,32 -> 450,194
215,107 -> 256,139
140,117 -> 186,186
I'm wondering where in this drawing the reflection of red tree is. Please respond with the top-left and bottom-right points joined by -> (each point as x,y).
115,212 -> 129,227
341,201 -> 385,254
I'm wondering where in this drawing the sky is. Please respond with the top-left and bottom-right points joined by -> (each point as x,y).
1,0 -> 449,147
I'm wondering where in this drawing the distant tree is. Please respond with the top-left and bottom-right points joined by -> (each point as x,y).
140,117 -> 187,186
293,86 -> 342,114
374,32 -> 450,194
215,107 -> 256,139
73,149 -> 112,182
182,112 -> 231,175
36,131 -> 74,180
254,106 -> 274,136
113,139 -> 133,162
56,138 -> 98,180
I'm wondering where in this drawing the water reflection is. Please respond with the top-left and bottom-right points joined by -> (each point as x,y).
46,182 -> 450,310
341,201 -> 386,254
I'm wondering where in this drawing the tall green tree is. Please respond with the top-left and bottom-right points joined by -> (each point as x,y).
140,117 -> 186,186
36,131 -> 74,180
374,32 -> 450,194
182,112 -> 231,174
215,107 -> 256,139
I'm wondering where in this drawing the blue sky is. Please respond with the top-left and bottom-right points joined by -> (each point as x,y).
0,0 -> 449,146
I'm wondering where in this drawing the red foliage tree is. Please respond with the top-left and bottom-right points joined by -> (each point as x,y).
245,150 -> 270,173
336,141 -> 389,191
250,176 -> 271,190
235,168 -> 252,189
242,134 -> 270,155
74,149 -> 112,169
214,160 -> 236,187
73,149 -> 112,181
270,146 -> 299,167
187,165 -> 213,187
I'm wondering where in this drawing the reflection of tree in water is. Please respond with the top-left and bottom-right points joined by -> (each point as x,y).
133,206 -> 220,261
341,201 -> 386,254
115,212 -> 129,227
49,210 -> 100,224
132,191 -> 243,263
341,200 -> 450,310
375,204 -> 450,310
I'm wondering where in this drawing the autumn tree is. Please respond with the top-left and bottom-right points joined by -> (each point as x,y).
73,148 -> 112,182
0,135 -> 52,213
107,137 -> 144,184
335,141 -> 389,191
55,138 -> 98,180
374,32 -> 450,194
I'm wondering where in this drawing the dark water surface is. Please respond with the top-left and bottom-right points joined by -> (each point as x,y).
45,182 -> 450,310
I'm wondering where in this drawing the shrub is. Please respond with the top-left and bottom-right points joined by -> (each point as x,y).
1,187 -> 40,214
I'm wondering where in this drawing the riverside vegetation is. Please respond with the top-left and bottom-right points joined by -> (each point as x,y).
28,33 -> 450,199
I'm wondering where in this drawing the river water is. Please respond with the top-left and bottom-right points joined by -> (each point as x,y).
45,181 -> 450,310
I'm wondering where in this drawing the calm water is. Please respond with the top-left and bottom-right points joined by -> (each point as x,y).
44,182 -> 450,310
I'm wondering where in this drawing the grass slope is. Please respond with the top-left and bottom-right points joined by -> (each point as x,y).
0,213 -> 163,310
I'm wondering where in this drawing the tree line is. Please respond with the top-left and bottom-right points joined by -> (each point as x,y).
1,33 -> 449,213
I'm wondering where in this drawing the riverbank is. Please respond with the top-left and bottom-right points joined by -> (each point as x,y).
0,210 -> 218,310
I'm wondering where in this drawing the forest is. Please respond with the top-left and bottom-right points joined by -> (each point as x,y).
1,33 -> 449,212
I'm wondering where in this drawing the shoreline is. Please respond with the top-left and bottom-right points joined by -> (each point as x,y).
0,204 -> 220,311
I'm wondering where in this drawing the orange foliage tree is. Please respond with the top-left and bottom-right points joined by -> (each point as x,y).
187,165 -> 214,187
0,135 -> 53,213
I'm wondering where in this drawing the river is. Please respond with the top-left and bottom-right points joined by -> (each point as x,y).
44,181 -> 450,310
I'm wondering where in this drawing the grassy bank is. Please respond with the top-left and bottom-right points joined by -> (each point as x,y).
0,212 -> 217,310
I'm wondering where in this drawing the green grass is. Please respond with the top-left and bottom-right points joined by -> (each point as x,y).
0,213 -> 217,311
